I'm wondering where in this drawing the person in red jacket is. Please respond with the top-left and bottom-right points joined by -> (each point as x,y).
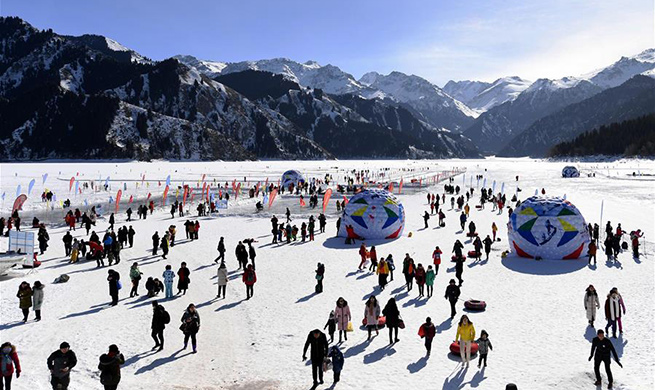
0,342 -> 21,389
415,264 -> 426,298
418,317 -> 436,356
432,246 -> 443,275
358,243 -> 368,270
243,264 -> 257,300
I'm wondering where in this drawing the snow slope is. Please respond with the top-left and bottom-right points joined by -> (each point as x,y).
0,159 -> 653,390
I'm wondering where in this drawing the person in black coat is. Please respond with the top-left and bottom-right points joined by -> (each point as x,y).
127,226 -> 136,248
47,342 -> 77,390
589,329 -> 622,387
445,279 -> 461,318
302,329 -> 328,386
215,237 -> 226,263
98,344 -> 124,390
382,298 -> 401,344
151,232 -> 159,256
107,270 -> 120,306
151,301 -> 169,351
453,255 -> 465,286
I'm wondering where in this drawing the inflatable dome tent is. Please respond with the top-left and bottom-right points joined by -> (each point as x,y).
338,189 -> 405,240
281,170 -> 305,191
562,166 -> 580,178
508,196 -> 589,259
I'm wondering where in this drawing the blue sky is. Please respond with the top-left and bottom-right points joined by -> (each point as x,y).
2,0 -> 652,85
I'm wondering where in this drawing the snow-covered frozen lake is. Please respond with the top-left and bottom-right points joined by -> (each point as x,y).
0,158 -> 653,390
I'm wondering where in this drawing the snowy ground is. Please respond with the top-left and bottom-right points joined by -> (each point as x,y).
0,158 -> 653,390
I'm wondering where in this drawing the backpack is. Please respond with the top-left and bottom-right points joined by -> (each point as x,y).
162,309 -> 171,324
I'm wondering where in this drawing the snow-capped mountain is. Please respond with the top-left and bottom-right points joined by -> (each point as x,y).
442,80 -> 491,106
215,70 -> 481,158
358,71 -> 477,131
177,56 -> 477,132
0,17 -> 479,160
175,55 -> 368,96
463,49 -> 654,154
585,48 -> 655,89
499,75 -> 655,157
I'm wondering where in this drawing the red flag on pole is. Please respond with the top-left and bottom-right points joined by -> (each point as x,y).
128,195 -> 133,204
343,195 -> 348,206
12,194 -> 27,213
388,182 -> 394,193
322,188 -> 333,213
300,196 -> 306,207
69,177 -> 75,192
268,189 -> 278,208
398,178 -> 403,194
162,185 -> 169,206
115,190 -> 122,213
147,193 -> 151,201
182,186 -> 189,207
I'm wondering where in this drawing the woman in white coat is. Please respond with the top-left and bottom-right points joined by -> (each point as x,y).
334,297 -> 351,343
216,263 -> 228,299
32,281 -> 44,321
584,285 -> 600,327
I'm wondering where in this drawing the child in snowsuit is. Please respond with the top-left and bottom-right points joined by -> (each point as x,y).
329,346 -> 344,384
476,330 -> 493,368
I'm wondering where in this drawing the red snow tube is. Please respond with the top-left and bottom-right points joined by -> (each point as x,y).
450,341 -> 479,355
451,255 -> 465,262
466,232 -> 478,237
467,251 -> 481,258
362,316 -> 386,327
464,300 -> 487,311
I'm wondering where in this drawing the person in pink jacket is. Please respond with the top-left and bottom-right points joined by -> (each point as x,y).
334,297 -> 351,343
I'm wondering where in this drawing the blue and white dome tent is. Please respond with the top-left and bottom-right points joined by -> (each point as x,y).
508,196 -> 589,259
338,189 -> 405,240
562,166 -> 580,178
281,170 -> 305,190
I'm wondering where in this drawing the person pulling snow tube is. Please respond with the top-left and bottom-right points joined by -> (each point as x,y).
464,300 -> 487,311
362,316 -> 386,328
450,341 -> 479,356
466,232 -> 478,238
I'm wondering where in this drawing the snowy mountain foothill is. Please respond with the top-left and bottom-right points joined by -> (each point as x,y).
0,159 -> 653,390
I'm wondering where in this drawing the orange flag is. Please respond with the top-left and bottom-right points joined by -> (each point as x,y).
322,188 -> 332,213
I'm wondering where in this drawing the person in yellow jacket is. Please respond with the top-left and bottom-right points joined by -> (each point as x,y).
377,257 -> 390,291
455,315 -> 476,366
464,204 -> 470,217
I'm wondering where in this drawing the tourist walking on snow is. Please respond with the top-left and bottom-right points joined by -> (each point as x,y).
32,281 -> 44,321
243,264 -> 257,299
382,298 -> 401,344
402,254 -> 415,292
411,264 -> 424,298
425,265 -> 435,298
432,246 -> 442,275
324,311 -> 336,343
376,257 -> 390,291
162,265 -> 175,298
151,232 -> 159,256
368,246 -> 378,272
334,297 -> 351,343
358,243 -> 368,270
0,342 -> 21,389
302,329 -> 328,387
180,304 -> 200,353
216,262 -> 228,298
151,301 -> 170,351
328,345 -> 344,384
107,270 -> 120,306
17,281 -> 32,323
585,285 -> 600,327
177,262 -> 190,295
604,288 -> 625,338
455,315 -> 476,366
364,296 -> 381,341
97,344 -> 124,390
476,330 -> 493,368
47,342 -> 77,390
589,329 -> 622,388
445,279 -> 461,319
215,237 -> 226,263
418,317 -> 436,356
129,263 -> 143,298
